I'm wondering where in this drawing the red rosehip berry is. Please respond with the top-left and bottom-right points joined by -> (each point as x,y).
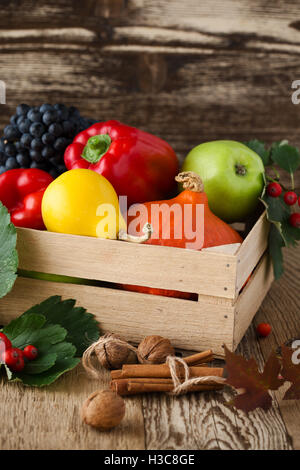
284,191 -> 298,206
289,213 -> 300,228
4,347 -> 25,372
256,323 -> 272,338
0,332 -> 12,351
12,356 -> 25,372
23,345 -> 38,361
298,196 -> 300,207
267,182 -> 282,198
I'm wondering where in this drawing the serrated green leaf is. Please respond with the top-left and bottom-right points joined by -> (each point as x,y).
3,313 -> 46,340
2,294 -> 98,386
22,296 -> 100,356
0,202 -> 18,299
261,194 -> 290,224
4,314 -> 67,350
281,219 -> 300,246
271,144 -> 300,174
23,353 -> 57,374
15,355 -> 80,386
269,224 -> 284,280
245,139 -> 270,166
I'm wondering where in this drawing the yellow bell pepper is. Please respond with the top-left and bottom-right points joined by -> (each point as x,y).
41,169 -> 126,239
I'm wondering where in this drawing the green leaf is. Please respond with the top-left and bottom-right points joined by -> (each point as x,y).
271,144 -> 300,174
281,219 -> 300,246
15,341 -> 80,386
22,353 -> 57,374
245,139 -> 270,166
269,224 -> 284,280
0,202 -> 18,299
22,296 -> 100,356
3,313 -> 46,341
3,314 -> 67,350
261,194 -> 290,224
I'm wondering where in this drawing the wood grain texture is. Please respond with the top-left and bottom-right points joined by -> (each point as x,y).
0,362 -> 145,450
252,245 -> 300,450
142,327 -> 292,450
0,245 -> 298,450
16,227 -> 237,298
236,212 -> 270,293
0,0 -> 299,450
0,0 -> 299,191
0,276 -> 235,356
234,253 -> 274,350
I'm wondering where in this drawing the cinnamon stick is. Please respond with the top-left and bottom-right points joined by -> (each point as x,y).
182,350 -> 213,366
113,363 -> 224,379
110,378 -> 224,396
128,382 -> 224,394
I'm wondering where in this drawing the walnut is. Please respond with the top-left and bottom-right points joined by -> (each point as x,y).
137,335 -> 175,364
81,389 -> 125,430
95,333 -> 137,370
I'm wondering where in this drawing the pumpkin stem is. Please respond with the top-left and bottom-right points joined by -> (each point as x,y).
118,223 -> 153,243
175,171 -> 204,192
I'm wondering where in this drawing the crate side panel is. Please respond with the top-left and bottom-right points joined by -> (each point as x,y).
236,211 -> 270,294
233,253 -> 274,350
0,277 -> 235,356
16,228 -> 237,299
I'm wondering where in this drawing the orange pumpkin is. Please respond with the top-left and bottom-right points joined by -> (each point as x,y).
123,171 -> 243,299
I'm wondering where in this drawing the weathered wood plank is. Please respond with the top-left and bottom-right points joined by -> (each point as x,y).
0,362 -> 145,450
142,326 -> 291,450
15,228 -> 237,298
236,212 -> 270,293
234,253 -> 274,350
0,277 -> 235,355
253,245 -> 300,450
0,1 -> 300,184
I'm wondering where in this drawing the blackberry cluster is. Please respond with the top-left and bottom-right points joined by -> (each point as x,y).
0,104 -> 96,178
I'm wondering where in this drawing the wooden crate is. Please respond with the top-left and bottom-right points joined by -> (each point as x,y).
0,211 -> 273,357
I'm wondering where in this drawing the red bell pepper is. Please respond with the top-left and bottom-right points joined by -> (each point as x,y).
64,120 -> 179,206
0,169 -> 53,229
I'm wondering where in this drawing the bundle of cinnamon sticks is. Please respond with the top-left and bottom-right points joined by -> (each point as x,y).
110,349 -> 225,396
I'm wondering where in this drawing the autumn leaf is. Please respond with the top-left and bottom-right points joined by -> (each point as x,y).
224,345 -> 283,413
281,345 -> 300,400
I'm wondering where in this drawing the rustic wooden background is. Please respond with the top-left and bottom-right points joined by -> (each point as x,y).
0,0 -> 300,451
0,0 -> 300,185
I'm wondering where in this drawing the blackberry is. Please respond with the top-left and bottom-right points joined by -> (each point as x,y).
0,103 -> 97,177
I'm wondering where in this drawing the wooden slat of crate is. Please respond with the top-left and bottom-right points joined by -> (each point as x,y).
233,253 -> 274,350
0,277 -> 235,356
16,228 -> 237,299
236,211 -> 270,293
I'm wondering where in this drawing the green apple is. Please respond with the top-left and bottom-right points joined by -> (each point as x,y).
181,140 -> 265,222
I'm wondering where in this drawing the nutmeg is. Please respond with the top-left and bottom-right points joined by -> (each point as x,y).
137,335 -> 175,364
81,389 -> 125,430
95,333 -> 137,370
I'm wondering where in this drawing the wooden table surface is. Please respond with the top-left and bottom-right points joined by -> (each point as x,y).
0,246 -> 299,450
0,0 -> 300,450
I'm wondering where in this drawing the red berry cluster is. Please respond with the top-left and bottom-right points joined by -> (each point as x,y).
266,183 -> 300,228
0,332 -> 38,372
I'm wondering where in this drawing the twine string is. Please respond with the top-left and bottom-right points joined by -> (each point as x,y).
166,355 -> 226,395
83,335 -> 226,394
82,335 -> 138,379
